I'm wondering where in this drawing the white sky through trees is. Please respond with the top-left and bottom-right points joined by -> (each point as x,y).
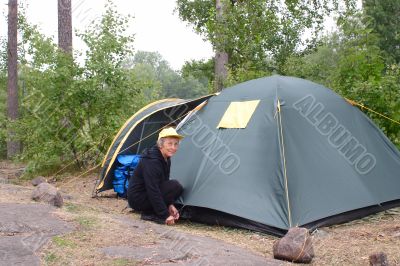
0,0 -> 213,70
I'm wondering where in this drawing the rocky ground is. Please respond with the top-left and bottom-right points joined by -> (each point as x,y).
1,161 -> 400,265
0,162 -> 282,266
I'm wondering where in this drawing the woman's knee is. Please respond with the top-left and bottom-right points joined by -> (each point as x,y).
170,180 -> 183,194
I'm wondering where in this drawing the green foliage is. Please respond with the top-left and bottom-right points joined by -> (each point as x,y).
283,11 -> 400,148
180,56 -> 271,92
0,73 -> 6,158
0,39 -> 7,158
225,59 -> 273,87
177,0 -> 357,81
0,39 -> 8,158
181,59 -> 214,89
126,51 -> 209,99
0,1 -> 211,175
2,0 -> 399,174
333,13 -> 385,89
10,2 -> 145,175
362,0 -> 400,64
282,35 -> 339,86
73,2 -> 143,165
124,52 -> 163,101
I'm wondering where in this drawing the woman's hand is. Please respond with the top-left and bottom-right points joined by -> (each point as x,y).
168,204 -> 180,220
165,215 -> 175,225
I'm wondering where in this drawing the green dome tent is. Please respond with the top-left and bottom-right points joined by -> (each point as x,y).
95,95 -> 213,194
171,75 -> 400,236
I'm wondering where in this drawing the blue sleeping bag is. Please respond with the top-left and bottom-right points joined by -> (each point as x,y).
113,154 -> 141,198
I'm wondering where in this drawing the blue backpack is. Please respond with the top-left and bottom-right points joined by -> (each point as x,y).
113,154 -> 141,198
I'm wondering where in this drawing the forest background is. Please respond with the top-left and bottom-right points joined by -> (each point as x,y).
1,0 -> 399,176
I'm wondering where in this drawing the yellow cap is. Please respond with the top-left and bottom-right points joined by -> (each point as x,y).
158,127 -> 184,140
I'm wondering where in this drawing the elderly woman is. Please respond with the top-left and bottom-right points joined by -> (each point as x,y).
127,127 -> 184,225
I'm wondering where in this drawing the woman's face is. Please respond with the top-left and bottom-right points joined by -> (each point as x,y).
159,137 -> 180,159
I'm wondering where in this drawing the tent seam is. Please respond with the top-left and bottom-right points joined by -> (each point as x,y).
277,98 -> 293,228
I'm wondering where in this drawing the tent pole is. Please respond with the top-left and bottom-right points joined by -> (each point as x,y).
277,99 -> 293,228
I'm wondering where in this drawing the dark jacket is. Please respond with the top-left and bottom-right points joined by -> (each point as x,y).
127,145 -> 170,219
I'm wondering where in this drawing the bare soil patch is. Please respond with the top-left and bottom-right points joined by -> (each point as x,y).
1,161 -> 400,265
54,170 -> 400,265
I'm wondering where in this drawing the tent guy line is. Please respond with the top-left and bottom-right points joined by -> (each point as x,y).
346,98 -> 400,126
96,75 -> 400,235
56,100 -> 194,190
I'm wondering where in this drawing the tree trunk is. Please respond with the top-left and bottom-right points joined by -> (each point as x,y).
7,0 -> 20,158
58,0 -> 72,53
58,0 -> 79,167
214,0 -> 228,92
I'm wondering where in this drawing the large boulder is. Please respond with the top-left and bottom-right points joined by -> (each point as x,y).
31,183 -> 63,207
273,227 -> 314,263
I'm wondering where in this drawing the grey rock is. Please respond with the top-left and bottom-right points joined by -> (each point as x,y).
273,227 -> 314,263
31,176 -> 47,186
100,227 -> 283,266
59,190 -> 73,200
31,183 -> 63,207
0,203 -> 74,266
61,193 -> 73,200
0,236 -> 41,266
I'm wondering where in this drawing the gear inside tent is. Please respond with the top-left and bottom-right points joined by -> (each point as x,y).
95,95 -> 213,195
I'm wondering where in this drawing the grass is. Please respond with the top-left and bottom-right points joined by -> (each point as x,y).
52,236 -> 77,248
109,258 -> 139,266
44,253 -> 59,264
64,202 -> 81,213
75,216 -> 97,230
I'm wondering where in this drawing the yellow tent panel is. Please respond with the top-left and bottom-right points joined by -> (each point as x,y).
217,100 -> 260,129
